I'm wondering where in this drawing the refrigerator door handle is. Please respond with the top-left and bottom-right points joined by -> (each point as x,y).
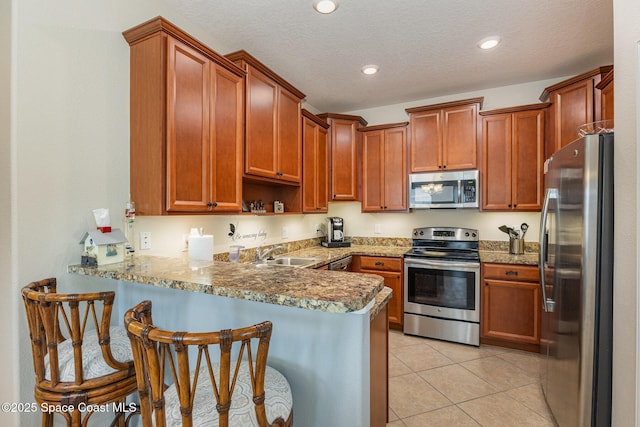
539,188 -> 557,312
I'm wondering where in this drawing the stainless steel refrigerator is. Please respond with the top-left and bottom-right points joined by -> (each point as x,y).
539,132 -> 613,426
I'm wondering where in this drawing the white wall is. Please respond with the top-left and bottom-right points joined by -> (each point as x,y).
1,0 -> 16,424
344,77 -> 570,126
612,0 -> 639,424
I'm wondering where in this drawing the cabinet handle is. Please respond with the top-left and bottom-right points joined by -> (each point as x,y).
485,282 -> 488,286
508,204 -> 512,208
442,165 -> 447,169
505,270 -> 518,276
513,204 -> 517,208
207,202 -> 217,208
375,261 -> 385,266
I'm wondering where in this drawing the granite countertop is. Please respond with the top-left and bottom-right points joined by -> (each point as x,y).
479,251 -> 539,266
68,251 -> 390,314
68,242 -> 537,318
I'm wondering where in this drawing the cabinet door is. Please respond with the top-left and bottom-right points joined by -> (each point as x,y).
302,117 -> 318,212
442,104 -> 478,170
549,78 -> 594,155
303,118 -> 329,213
210,64 -> 243,212
166,38 -> 211,212
482,278 -> 541,345
245,67 -> 278,178
512,110 -> 544,211
383,127 -> 407,211
409,110 -> 441,172
277,88 -> 302,182
481,114 -> 512,210
361,130 -> 385,212
331,119 -> 360,200
600,81 -> 614,124
366,270 -> 402,329
316,126 -> 329,211
359,256 -> 403,330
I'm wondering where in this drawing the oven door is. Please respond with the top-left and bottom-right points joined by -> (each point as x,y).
404,257 -> 480,322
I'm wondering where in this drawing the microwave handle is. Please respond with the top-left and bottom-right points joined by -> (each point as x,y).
457,180 -> 462,203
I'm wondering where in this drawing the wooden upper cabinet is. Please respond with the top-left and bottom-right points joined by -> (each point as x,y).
360,122 -> 408,212
210,65 -> 244,212
596,69 -> 614,125
302,110 -> 330,213
317,113 -> 368,201
226,50 -> 304,184
123,17 -> 245,215
539,65 -> 612,158
480,104 -> 547,211
166,38 -> 211,212
406,97 -> 482,172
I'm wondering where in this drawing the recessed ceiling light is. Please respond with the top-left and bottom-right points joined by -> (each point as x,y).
478,36 -> 501,50
313,0 -> 338,14
361,65 -> 379,75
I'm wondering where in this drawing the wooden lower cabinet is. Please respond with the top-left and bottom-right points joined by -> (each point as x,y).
481,263 -> 541,352
370,303 -> 388,427
353,256 -> 403,330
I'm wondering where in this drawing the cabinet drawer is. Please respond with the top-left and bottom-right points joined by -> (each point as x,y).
483,263 -> 539,282
359,256 -> 402,272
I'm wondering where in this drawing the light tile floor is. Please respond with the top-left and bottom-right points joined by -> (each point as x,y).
386,330 -> 557,426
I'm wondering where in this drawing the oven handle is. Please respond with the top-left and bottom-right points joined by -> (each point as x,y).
405,258 -> 480,270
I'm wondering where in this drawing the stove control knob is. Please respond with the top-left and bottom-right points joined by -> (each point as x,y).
472,232 -> 477,238
465,232 -> 470,237
420,230 -> 424,235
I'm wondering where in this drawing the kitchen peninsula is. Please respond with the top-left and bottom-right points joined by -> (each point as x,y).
69,254 -> 391,427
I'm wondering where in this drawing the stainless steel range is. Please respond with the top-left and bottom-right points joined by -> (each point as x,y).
404,227 -> 480,346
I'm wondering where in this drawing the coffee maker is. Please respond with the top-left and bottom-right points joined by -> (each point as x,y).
327,217 -> 344,242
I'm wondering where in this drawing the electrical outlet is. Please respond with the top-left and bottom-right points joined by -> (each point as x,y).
281,226 -> 289,239
374,224 -> 382,234
140,232 -> 151,250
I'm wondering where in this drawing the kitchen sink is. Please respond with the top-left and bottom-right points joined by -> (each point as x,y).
252,257 -> 322,268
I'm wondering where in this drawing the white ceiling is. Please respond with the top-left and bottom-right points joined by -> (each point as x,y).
162,0 -> 613,113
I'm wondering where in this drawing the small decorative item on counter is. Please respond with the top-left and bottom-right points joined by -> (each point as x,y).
249,200 -> 267,213
79,229 -> 128,266
92,208 -> 112,233
124,200 -> 136,255
274,200 -> 284,213
229,245 -> 244,263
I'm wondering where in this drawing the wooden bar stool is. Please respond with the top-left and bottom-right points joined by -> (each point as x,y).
22,278 -> 137,426
124,300 -> 293,427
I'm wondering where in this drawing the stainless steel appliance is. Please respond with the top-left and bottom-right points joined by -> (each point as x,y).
404,227 -> 480,346
539,132 -> 613,426
409,170 -> 479,209
326,217 -> 344,242
328,256 -> 352,271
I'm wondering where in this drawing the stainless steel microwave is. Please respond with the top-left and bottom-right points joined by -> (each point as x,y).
409,170 -> 479,209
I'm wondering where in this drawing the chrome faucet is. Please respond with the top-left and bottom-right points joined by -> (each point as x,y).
256,245 -> 284,261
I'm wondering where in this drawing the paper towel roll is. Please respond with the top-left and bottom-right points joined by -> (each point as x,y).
188,235 -> 213,261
